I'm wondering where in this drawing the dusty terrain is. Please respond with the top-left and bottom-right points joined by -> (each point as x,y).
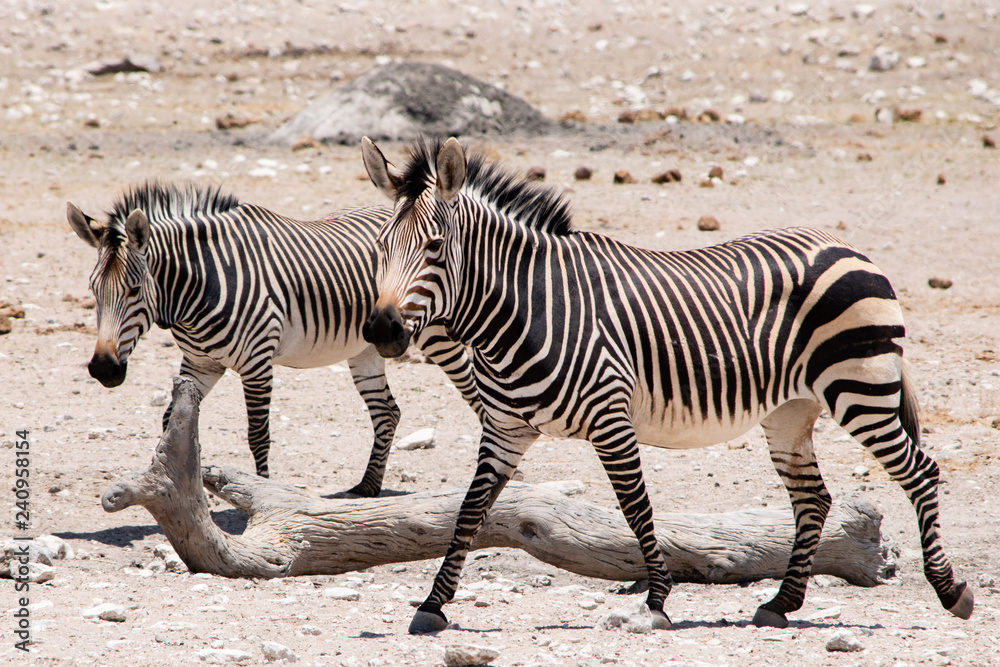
2,0 -> 999,665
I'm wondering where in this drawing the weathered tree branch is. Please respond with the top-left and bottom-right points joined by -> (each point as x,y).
103,377 -> 895,586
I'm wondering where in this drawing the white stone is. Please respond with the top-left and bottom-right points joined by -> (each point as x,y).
443,644 -> 499,666
826,628 -> 864,652
11,561 -> 55,583
150,391 -> 168,407
195,648 -> 253,663
772,89 -> 794,104
804,606 -> 842,621
538,479 -> 586,496
787,3 -> 810,16
596,597 -> 652,633
82,602 -> 126,622
395,428 -> 435,451
322,587 -> 361,601
35,535 -> 73,560
248,167 -> 277,178
852,4 -> 876,20
906,56 -> 927,69
261,640 -> 298,662
869,48 -> 899,72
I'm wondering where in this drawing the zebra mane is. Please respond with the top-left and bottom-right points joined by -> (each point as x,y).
105,181 -> 241,231
399,138 -> 574,236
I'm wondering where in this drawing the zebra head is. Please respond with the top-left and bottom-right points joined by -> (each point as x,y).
360,137 -> 465,358
68,202 -> 154,388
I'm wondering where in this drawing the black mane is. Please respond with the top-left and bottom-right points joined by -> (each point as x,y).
399,138 -> 573,236
106,181 -> 241,230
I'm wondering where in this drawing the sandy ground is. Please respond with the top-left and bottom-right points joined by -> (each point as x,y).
1,0 -> 999,665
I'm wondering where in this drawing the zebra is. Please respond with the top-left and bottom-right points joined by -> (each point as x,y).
359,137 -> 974,634
68,181 -> 484,495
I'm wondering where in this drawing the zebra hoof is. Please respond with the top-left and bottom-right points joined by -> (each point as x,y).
947,582 -> 974,620
343,484 -> 379,498
753,607 -> 788,629
408,609 -> 449,635
650,609 -> 672,630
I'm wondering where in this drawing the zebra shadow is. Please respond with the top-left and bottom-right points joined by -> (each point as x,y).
322,488 -> 413,500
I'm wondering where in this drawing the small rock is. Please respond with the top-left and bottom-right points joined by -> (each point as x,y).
634,109 -> 662,122
150,391 -> 168,407
928,278 -> 953,290
395,428 -> 435,451
298,625 -> 322,636
984,135 -> 996,149
617,110 -> 636,124
848,113 -> 866,123
852,465 -> 870,477
857,152 -> 874,162
804,606 -> 842,621
0,314 -> 11,335
662,106 -> 689,121
613,170 -> 637,185
708,166 -> 724,180
875,108 -> 893,123
597,597 -> 653,633
852,4 -> 876,20
906,56 -> 927,69
826,629 -> 864,652
749,91 -> 769,103
526,166 -> 546,182
261,640 -> 298,662
893,108 -> 922,123
216,112 -> 263,130
0,300 -> 25,319
696,109 -> 720,123
869,47 -> 899,72
291,135 -> 320,151
443,643 -> 499,666
538,479 -> 586,496
579,599 -> 599,610
574,166 -> 593,181
35,535 -> 73,560
195,648 -> 253,663
837,221 -> 849,231
977,573 -> 997,587
650,169 -> 682,184
82,602 -> 127,622
697,215 -> 721,231
937,173 -> 946,185
323,587 -> 361,601
559,110 -> 587,123
771,89 -> 794,104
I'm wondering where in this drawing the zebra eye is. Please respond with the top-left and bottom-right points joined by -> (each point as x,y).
128,285 -> 141,298
426,238 -> 444,253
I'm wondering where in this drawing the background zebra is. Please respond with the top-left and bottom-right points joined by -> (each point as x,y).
68,181 -> 483,495
360,137 -> 974,634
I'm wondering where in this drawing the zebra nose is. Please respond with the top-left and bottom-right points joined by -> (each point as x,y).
363,306 -> 410,358
88,352 -> 128,388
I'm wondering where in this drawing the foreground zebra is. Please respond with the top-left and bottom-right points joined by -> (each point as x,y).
360,137 -> 974,633
68,182 -> 483,494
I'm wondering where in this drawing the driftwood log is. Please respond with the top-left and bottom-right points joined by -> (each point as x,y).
102,377 -> 895,586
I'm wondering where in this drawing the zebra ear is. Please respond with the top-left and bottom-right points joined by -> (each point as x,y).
125,209 -> 151,253
435,137 -> 466,202
362,136 -> 404,201
67,202 -> 104,248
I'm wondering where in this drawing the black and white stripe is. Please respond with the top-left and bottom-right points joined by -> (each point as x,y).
361,138 -> 972,633
70,181 -> 483,494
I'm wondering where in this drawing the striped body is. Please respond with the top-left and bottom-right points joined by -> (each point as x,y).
69,182 -> 483,493
361,138 -> 972,633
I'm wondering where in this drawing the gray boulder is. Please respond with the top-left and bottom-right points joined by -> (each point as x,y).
271,62 -> 551,146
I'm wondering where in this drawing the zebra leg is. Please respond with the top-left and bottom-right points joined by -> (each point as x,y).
591,415 -> 673,630
754,399 -> 828,629
412,325 -> 485,424
240,363 -> 276,478
162,355 -> 225,433
344,346 -> 399,497
410,419 -> 538,634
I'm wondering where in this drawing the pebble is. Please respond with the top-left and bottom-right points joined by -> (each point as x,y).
35,535 -> 73,560
574,166 -> 593,181
852,4 -> 876,20
195,648 -> 253,663
443,644 -> 499,667
928,277 -> 953,290
826,628 -> 864,652
613,170 -> 637,185
771,89 -> 794,104
697,216 -> 721,232
984,135 -> 996,149
803,606 -> 842,621
323,587 -> 361,601
869,47 -> 899,72
12,561 -> 55,583
151,391 -> 169,407
395,428 -> 435,451
708,166 -> 724,180
526,166 -> 546,182
261,641 -> 298,662
596,597 -> 653,633
650,169 -> 682,184
82,602 -> 127,622
298,625 -> 322,636
538,479 -> 586,496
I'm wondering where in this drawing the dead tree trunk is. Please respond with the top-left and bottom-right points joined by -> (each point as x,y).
102,378 -> 895,586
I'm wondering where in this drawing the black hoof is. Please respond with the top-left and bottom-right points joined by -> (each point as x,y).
344,483 -> 379,498
753,607 -> 788,629
946,581 -> 974,620
409,609 -> 449,634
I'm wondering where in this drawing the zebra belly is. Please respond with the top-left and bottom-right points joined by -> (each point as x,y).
631,415 -> 758,450
272,334 -> 370,369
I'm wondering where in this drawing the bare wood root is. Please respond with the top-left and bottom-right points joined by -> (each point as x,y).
104,377 -> 894,586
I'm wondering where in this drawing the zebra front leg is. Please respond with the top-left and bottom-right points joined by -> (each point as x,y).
410,419 -> 538,634
344,347 -> 399,497
162,355 -> 225,433
755,399 -> 828,629
413,326 -> 485,424
592,414 -> 673,630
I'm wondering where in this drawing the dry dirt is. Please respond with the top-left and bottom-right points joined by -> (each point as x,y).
1,1 -> 999,665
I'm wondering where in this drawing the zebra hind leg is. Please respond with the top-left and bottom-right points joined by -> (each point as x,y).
345,348 -> 400,497
755,399 -> 828,628
592,415 -> 673,630
829,365 -> 973,620
242,364 -> 276,478
409,421 -> 538,634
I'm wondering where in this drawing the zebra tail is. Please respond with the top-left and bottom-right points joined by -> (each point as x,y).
900,359 -> 921,450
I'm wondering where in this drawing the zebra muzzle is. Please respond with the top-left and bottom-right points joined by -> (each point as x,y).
363,305 -> 411,358
88,351 -> 128,388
